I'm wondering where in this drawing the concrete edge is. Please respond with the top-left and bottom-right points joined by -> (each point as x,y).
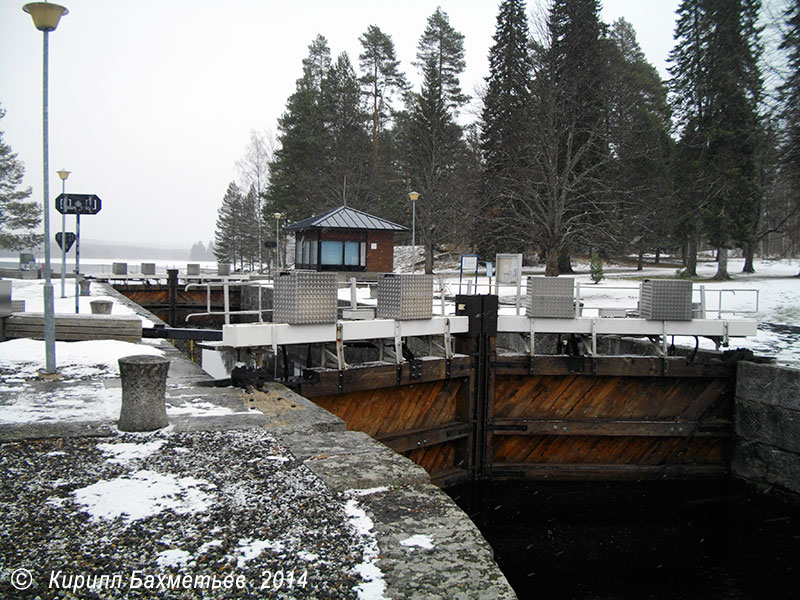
278,428 -> 517,599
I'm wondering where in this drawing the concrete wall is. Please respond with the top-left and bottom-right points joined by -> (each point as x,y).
733,361 -> 800,496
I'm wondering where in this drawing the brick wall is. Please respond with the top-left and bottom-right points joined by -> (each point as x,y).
366,231 -> 395,272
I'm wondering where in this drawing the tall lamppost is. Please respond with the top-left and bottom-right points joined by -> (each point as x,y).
408,191 -> 419,272
273,212 -> 282,271
23,2 -> 69,373
56,168 -> 70,298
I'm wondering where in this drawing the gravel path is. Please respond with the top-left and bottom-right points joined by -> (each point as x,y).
0,429 -> 367,599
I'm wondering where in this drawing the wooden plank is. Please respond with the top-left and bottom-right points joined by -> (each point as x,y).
491,418 -> 732,437
491,434 -> 728,466
6,313 -> 142,342
297,356 -> 472,397
493,374 -> 732,421
404,440 -> 461,476
494,354 -> 734,378
8,314 -> 142,327
312,379 -> 466,437
378,422 -> 472,453
487,462 -> 728,480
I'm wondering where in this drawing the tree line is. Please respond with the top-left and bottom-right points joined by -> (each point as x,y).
209,0 -> 800,278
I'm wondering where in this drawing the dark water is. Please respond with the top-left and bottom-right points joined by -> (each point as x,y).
446,479 -> 800,600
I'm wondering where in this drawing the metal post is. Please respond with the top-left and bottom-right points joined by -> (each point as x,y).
74,209 -> 80,313
59,176 -> 66,298
349,277 -> 357,309
412,198 -> 416,273
41,30 -> 56,372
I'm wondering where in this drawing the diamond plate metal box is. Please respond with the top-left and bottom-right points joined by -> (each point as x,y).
639,279 -> 693,321
376,273 -> 433,320
526,277 -> 575,318
273,271 -> 337,325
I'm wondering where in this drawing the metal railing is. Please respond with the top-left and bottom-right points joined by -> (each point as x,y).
184,280 -> 272,324
183,274 -> 761,328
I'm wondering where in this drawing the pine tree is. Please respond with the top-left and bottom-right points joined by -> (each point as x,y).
358,25 -> 409,224
403,8 -> 469,273
0,105 -> 42,251
358,25 -> 408,167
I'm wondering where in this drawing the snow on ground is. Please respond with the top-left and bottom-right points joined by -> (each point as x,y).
71,469 -> 216,523
399,534 -> 435,550
0,338 -> 163,380
0,380 -> 122,424
6,277 -> 155,327
344,487 -> 390,600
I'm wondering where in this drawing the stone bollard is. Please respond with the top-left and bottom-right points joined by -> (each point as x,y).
90,300 -> 113,314
118,355 -> 170,432
79,278 -> 91,296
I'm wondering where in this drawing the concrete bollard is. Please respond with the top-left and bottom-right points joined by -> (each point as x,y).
118,355 -> 170,432
90,300 -> 113,314
79,278 -> 91,296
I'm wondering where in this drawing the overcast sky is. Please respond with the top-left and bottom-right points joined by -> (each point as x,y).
1,0 -> 686,250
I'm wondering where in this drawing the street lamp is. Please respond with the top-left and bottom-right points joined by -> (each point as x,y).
408,191 -> 419,272
56,169 -> 70,298
273,212 -> 282,271
23,2 -> 69,373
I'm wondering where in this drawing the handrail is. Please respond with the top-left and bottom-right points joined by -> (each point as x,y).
184,280 -> 271,324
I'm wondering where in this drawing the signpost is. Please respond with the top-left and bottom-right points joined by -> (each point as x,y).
56,193 -> 102,313
55,232 -> 76,252
459,254 -> 479,294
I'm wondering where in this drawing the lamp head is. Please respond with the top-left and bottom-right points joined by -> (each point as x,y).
408,191 -> 420,202
57,169 -> 70,181
23,2 -> 69,32
274,212 -> 282,220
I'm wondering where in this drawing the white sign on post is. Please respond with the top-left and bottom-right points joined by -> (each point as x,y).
461,255 -> 478,271
459,254 -> 479,294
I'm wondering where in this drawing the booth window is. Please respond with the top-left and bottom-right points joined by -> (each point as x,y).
295,234 -> 366,270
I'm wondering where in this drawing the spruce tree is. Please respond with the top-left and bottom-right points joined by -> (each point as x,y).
0,105 -> 42,251
525,0 -> 612,275
701,0 -> 763,279
320,53 -> 372,209
669,0 -> 765,279
480,0 -> 534,257
403,8 -> 469,273
779,1 -> 800,200
607,18 -> 673,264
779,0 -> 800,275
214,182 -> 244,270
267,36 -> 331,222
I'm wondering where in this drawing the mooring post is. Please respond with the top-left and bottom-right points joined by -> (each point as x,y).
167,268 -> 178,327
117,354 -> 170,432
